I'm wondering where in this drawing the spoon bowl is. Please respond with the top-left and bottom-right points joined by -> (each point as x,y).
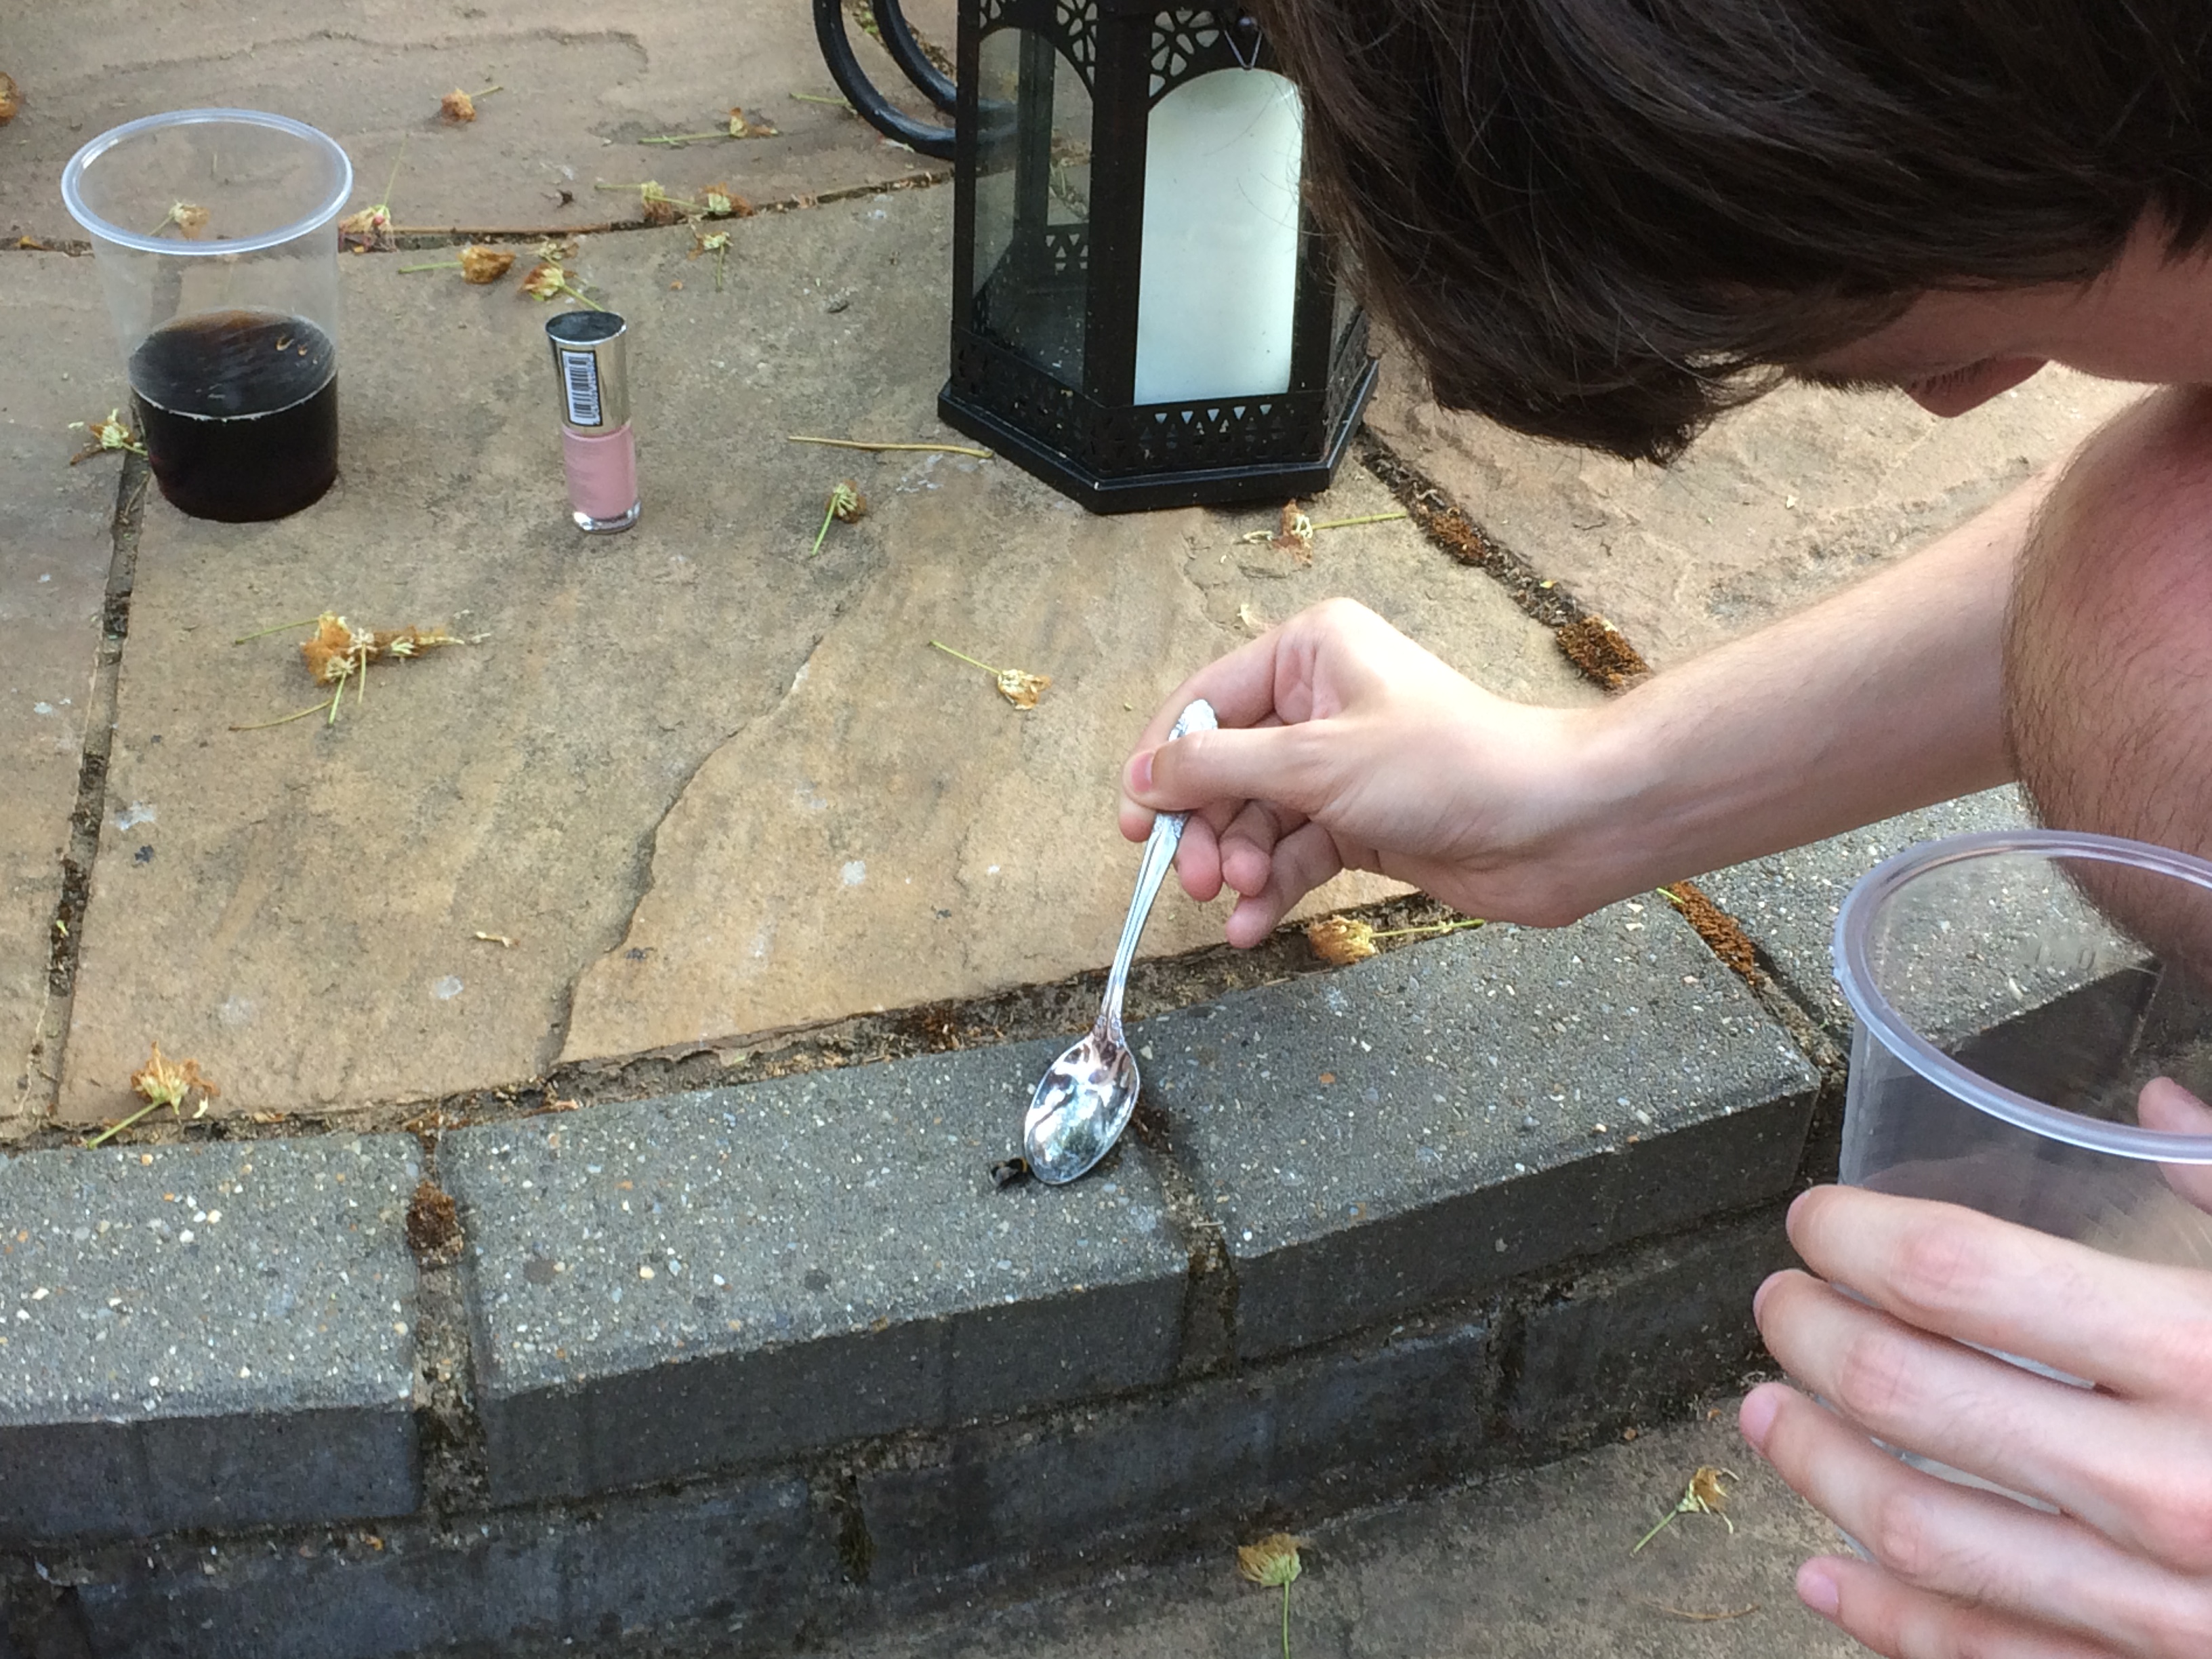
1023,1036 -> 1141,1185
1023,698 -> 1216,1185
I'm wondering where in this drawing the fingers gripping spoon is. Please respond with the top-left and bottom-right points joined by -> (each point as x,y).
1024,699 -> 1218,1185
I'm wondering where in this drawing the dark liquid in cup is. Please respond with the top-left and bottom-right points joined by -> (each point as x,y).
129,309 -> 339,523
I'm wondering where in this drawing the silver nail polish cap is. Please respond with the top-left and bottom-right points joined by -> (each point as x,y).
545,310 -> 630,431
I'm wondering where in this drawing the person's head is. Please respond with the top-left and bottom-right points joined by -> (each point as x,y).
1258,0 -> 2212,459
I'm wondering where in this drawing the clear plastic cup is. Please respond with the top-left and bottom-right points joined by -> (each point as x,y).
1832,828 -> 2212,1498
62,108 -> 352,522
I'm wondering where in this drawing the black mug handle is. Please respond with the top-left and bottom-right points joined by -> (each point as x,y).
814,0 -> 959,160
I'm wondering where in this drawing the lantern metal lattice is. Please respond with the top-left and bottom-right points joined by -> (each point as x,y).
818,0 -> 1376,513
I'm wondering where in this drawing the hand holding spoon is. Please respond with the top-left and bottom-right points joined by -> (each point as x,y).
1023,698 -> 1217,1185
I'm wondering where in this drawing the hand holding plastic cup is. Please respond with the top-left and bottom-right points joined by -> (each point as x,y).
62,108 -> 352,522
1831,829 -> 2212,1496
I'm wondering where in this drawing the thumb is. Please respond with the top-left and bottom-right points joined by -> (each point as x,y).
1128,722 -> 1321,817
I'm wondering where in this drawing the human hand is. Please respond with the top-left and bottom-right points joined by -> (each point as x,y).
1117,598 -> 1618,946
1744,1164 -> 2212,1657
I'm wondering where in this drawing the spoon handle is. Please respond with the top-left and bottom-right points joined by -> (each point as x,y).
1101,699 -> 1217,1037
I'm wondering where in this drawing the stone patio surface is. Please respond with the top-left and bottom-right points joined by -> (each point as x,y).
1,2 -> 2149,1135
0,253 -> 113,1122
2,0 -> 954,245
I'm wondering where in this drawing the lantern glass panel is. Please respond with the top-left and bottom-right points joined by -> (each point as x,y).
972,26 -> 1093,386
1133,68 -> 1303,405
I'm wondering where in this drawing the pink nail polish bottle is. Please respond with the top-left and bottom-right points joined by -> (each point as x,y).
545,310 -> 640,533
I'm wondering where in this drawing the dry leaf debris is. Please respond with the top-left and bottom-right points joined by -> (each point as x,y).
231,611 -> 479,730
87,1043 -> 221,1147
397,244 -> 517,284
67,409 -> 145,464
152,201 -> 210,239
340,142 -> 407,252
1236,1533 -> 1306,1659
1305,915 -> 1378,965
640,106 -> 781,146
1306,912 -> 1486,965
439,84 -> 499,123
0,72 -> 20,125
1633,1465 -> 1739,1553
691,228 -> 731,291
1240,502 -> 1408,556
928,640 -> 1050,710
405,1179 -> 464,1258
520,241 -> 602,309
810,480 -> 867,556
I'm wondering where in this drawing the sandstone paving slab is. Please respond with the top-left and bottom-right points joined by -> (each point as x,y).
1697,785 -> 2034,1034
0,1132 -> 419,1540
1,0 -> 947,245
0,250 -> 119,1131
56,194 -> 964,1122
1366,349 -> 2145,666
1142,906 -> 1819,1358
558,398 -> 1599,1067
55,184 -> 1595,1124
440,1041 -> 1187,1502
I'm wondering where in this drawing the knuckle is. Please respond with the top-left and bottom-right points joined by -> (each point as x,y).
1829,1326 -> 1921,1431
2132,1483 -> 2212,1574
1866,1486 -> 1950,1585
1883,1220 -> 1989,1319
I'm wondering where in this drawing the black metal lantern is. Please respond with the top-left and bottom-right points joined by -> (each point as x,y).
817,0 -> 1376,513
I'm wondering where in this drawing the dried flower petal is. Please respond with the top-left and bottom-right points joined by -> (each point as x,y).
1271,499 -> 1315,564
67,409 -> 146,464
520,260 -> 567,300
728,106 -> 779,138
1235,1533 -> 1304,1588
701,184 -> 754,219
0,73 -> 20,126
441,88 -> 476,123
829,480 -> 867,524
131,1042 -> 220,1113
1688,1467 -> 1734,1514
994,668 -> 1049,711
459,244 -> 514,283
163,201 -> 211,238
1306,915 -> 1378,966
1632,1466 -> 1740,1553
637,181 -> 683,225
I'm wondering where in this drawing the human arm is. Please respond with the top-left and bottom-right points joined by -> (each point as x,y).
1119,472 -> 2049,945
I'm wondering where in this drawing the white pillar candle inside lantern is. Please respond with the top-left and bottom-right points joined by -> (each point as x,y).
1133,68 -> 1303,406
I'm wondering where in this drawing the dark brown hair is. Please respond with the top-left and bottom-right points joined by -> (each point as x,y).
1260,0 -> 2212,460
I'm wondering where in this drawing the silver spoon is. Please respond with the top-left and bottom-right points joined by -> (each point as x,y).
1024,698 -> 1218,1185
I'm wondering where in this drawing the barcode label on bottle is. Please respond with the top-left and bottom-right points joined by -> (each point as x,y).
560,349 -> 602,426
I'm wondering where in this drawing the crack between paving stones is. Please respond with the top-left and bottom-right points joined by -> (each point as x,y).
1355,428 -> 1653,694
386,170 -> 948,248
1350,430 -> 1842,1083
12,454 -> 148,1130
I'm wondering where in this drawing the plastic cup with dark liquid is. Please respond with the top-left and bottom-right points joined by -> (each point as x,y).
62,109 -> 352,522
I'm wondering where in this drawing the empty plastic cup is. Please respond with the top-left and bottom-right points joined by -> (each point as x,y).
1832,828 -> 2212,1498
62,108 -> 352,522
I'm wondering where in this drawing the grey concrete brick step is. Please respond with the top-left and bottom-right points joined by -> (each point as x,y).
28,1204 -> 1803,1658
438,898 -> 1816,1506
441,1047 -> 1189,1505
2,896 -> 1822,1547
0,1136 -> 421,1540
1149,905 -> 1818,1358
